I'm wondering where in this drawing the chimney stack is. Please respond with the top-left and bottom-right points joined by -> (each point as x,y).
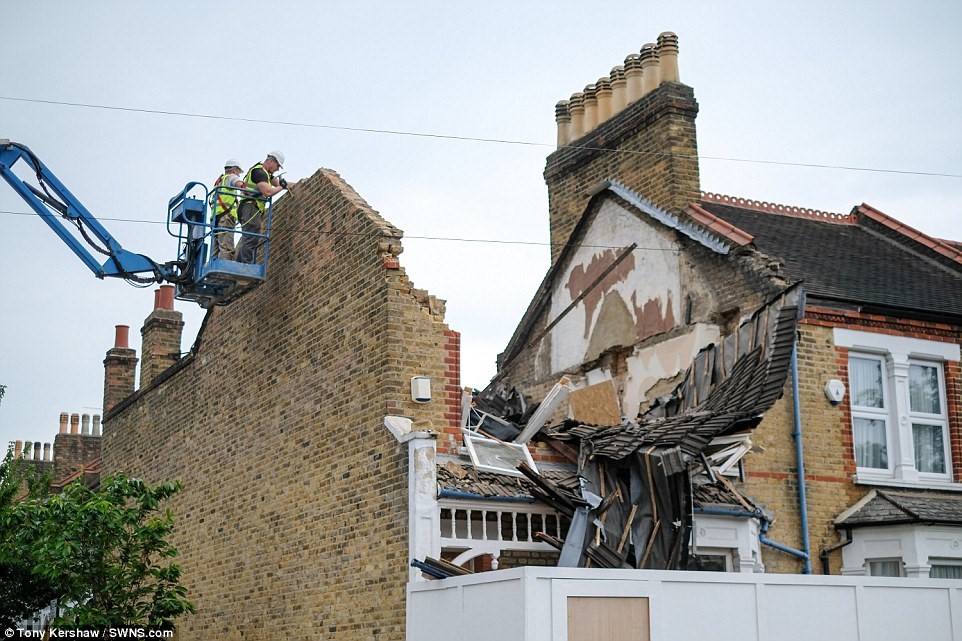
103,324 -> 138,413
139,285 -> 184,390
544,31 -> 699,262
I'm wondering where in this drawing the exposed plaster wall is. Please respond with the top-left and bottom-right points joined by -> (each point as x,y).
550,199 -> 682,374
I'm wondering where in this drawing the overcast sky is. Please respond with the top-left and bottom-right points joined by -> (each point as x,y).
2,0 -> 960,451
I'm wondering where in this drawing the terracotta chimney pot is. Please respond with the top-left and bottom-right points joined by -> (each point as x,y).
555,100 -> 572,147
59,412 -> 69,434
70,413 -> 80,435
657,32 -> 680,83
582,84 -> 598,132
640,43 -> 661,95
610,66 -> 627,115
624,53 -> 644,103
595,77 -> 612,123
568,92 -> 585,140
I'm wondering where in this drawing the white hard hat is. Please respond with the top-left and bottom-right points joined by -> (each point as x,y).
224,158 -> 242,170
267,150 -> 285,168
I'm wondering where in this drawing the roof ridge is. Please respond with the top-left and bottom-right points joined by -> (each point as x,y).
875,489 -> 921,520
701,192 -> 856,224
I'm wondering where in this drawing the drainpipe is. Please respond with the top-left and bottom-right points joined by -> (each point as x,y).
820,528 -> 853,575
790,342 -> 813,573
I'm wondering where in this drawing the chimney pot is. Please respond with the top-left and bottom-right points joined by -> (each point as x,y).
32,442 -> 42,460
568,92 -> 585,140
555,100 -> 572,147
114,325 -> 130,349
582,84 -> 599,132
82,413 -> 90,435
14,440 -> 22,458
624,53 -> 644,103
640,43 -> 661,95
70,413 -> 80,435
43,443 -> 52,462
93,415 -> 102,437
595,77 -> 613,123
609,66 -> 628,115
158,285 -> 175,311
59,412 -> 69,434
657,32 -> 680,83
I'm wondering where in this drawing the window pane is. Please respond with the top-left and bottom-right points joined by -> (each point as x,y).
850,357 -> 884,408
868,559 -> 902,577
930,564 -> 962,579
913,423 -> 946,474
854,418 -> 888,469
909,364 -> 941,414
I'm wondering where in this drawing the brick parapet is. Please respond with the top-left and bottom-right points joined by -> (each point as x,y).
101,167 -> 453,640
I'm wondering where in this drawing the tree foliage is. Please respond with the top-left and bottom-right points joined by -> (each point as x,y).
0,451 -> 57,628
0,472 -> 195,629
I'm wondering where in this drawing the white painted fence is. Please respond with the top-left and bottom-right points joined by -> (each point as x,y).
407,566 -> 962,641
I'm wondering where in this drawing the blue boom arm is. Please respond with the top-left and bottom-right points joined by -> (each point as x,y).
0,139 -> 176,282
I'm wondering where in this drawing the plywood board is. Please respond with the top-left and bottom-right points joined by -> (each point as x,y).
568,380 -> 622,426
567,596 -> 650,641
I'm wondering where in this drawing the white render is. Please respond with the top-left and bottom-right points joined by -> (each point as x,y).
840,523 -> 962,578
550,199 -> 682,374
407,566 -> 962,641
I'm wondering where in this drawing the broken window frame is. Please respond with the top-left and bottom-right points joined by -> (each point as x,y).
463,432 -> 538,478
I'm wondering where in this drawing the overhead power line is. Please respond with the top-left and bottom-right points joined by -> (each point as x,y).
2,95 -> 960,179
0,208 -> 679,252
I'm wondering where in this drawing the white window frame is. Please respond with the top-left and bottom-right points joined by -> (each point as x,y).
839,523 -> 962,578
835,329 -> 959,488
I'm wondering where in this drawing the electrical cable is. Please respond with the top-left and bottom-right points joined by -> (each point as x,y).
2,95 -> 959,179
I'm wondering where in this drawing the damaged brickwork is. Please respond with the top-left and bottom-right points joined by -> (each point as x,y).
101,168 -> 460,640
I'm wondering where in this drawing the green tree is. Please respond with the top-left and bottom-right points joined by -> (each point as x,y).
1,474 -> 195,629
0,450 -> 58,628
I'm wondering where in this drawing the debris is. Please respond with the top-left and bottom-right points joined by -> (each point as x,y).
567,379 -> 622,426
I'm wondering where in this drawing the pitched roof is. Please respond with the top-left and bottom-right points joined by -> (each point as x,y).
696,194 -> 962,319
835,489 -> 962,528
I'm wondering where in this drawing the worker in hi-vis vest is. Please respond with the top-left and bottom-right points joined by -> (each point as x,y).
210,159 -> 246,260
234,151 -> 291,264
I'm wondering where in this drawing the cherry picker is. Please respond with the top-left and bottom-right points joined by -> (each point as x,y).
0,139 -> 272,308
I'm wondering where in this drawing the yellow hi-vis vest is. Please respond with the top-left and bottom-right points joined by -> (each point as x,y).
211,172 -> 242,221
241,163 -> 273,214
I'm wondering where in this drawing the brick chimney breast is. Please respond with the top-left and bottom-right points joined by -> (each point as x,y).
103,325 -> 138,413
139,286 -> 184,389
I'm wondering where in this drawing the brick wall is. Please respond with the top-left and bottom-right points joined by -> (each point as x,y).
101,168 -> 459,640
742,310 -> 962,574
544,82 -> 700,263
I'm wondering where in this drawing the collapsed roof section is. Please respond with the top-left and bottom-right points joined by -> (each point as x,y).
468,284 -> 802,570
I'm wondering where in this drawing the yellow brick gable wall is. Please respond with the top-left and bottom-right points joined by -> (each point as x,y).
102,168 -> 458,640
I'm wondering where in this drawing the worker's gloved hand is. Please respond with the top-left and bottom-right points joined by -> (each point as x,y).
279,178 -> 288,189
